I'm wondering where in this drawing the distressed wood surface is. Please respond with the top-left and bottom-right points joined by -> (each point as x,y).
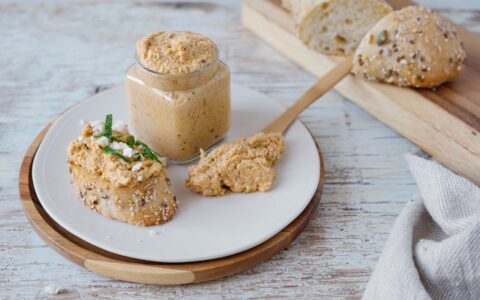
1,0 -> 479,298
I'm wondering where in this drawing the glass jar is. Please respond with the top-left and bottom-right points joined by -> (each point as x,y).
125,32 -> 231,163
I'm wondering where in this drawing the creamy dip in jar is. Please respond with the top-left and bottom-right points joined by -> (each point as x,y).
125,32 -> 231,162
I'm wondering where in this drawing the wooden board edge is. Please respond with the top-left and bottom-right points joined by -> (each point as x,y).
242,0 -> 480,186
84,260 -> 196,285
18,114 -> 324,285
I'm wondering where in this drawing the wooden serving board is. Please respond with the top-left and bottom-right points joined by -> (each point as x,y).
18,125 -> 324,285
242,0 -> 480,186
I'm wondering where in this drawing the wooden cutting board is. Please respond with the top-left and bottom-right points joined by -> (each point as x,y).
242,0 -> 480,186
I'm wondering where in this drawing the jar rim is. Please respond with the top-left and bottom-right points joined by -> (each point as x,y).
134,32 -> 219,78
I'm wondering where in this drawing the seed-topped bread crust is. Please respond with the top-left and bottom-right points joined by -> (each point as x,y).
352,6 -> 466,88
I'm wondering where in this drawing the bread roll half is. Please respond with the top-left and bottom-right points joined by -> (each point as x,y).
67,121 -> 178,226
282,0 -> 393,55
352,6 -> 466,88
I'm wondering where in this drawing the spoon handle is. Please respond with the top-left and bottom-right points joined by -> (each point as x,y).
262,57 -> 353,134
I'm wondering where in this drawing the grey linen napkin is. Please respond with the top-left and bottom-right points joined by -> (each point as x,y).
363,154 -> 480,300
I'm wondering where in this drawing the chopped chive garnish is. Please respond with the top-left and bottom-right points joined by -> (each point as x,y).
95,131 -> 109,138
133,152 -> 143,161
105,114 -> 113,136
95,113 -> 113,138
103,145 -> 131,163
93,114 -> 166,165
126,135 -> 135,147
109,135 -> 122,142
136,140 -> 162,164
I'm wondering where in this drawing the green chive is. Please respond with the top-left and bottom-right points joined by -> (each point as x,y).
110,135 -> 123,142
126,135 -> 135,147
133,152 -> 143,161
135,140 -> 162,164
103,145 -> 131,163
95,113 -> 113,138
95,131 -> 109,138
105,114 -> 113,135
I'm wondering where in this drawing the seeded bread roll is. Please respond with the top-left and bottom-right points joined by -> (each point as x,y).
282,0 -> 392,55
352,6 -> 466,88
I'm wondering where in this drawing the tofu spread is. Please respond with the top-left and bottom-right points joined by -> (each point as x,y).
126,31 -> 231,162
136,32 -> 217,74
67,114 -> 178,226
185,133 -> 285,196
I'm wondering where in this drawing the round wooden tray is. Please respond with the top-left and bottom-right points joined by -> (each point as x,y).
18,125 -> 324,285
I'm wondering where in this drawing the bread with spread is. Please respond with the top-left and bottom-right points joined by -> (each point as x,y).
352,6 -> 466,88
67,114 -> 177,226
282,0 -> 393,55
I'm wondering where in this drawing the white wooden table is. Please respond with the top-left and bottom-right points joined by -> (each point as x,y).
1,0 -> 479,298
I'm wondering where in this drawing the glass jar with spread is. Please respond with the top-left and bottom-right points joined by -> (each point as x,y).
125,31 -> 231,162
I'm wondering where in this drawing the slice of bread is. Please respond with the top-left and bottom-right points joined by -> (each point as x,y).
352,6 -> 466,88
67,121 -> 178,226
70,164 -> 177,226
282,0 -> 392,56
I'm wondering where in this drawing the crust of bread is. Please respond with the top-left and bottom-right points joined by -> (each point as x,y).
70,164 -> 177,226
285,0 -> 392,56
352,5 -> 466,88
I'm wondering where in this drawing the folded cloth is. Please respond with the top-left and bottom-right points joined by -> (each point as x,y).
363,154 -> 480,300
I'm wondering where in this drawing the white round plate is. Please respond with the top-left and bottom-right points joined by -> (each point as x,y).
32,84 -> 320,263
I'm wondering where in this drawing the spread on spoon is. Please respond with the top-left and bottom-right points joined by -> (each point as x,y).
67,114 -> 177,226
185,133 -> 285,196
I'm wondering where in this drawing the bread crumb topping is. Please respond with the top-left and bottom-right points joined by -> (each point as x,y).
136,31 -> 218,74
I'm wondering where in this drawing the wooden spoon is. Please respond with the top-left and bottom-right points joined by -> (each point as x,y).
262,56 -> 353,134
